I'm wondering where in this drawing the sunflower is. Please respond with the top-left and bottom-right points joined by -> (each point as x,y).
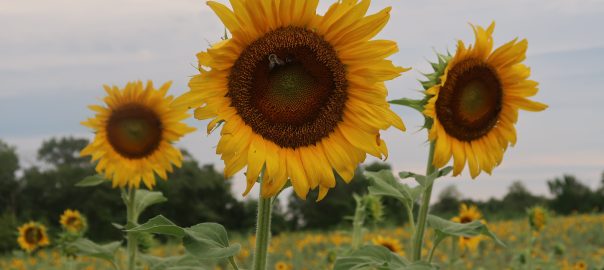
527,206 -> 548,232
372,235 -> 405,256
176,0 -> 407,200
59,209 -> 86,233
274,261 -> 290,270
81,81 -> 196,189
451,203 -> 485,251
17,222 -> 50,253
423,22 -> 547,178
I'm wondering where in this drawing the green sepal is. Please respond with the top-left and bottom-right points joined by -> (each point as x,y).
419,52 -> 452,91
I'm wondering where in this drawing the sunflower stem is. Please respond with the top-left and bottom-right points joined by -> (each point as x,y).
125,188 -> 138,270
252,172 -> 273,270
412,140 -> 436,261
228,257 -> 240,270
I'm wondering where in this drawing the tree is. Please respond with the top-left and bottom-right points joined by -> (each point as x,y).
146,151 -> 256,233
431,185 -> 462,216
501,181 -> 546,215
547,175 -> 596,214
0,140 -> 19,213
287,162 -> 391,230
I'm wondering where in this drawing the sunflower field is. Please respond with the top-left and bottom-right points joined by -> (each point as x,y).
1,0 -> 603,269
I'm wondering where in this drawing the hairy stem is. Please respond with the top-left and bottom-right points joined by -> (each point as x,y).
412,141 -> 436,261
252,173 -> 273,270
126,188 -> 138,270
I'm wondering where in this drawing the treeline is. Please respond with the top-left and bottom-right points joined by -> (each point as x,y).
1,137 -> 603,253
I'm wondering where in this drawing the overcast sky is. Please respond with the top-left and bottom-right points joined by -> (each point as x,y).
1,0 -> 603,202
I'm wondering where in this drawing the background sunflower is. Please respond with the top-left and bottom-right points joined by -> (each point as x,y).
17,222 -> 50,253
59,209 -> 86,233
176,0 -> 408,200
81,81 -> 196,189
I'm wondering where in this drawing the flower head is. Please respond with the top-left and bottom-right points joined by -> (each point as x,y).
81,81 -> 195,189
423,22 -> 547,178
177,0 -> 407,200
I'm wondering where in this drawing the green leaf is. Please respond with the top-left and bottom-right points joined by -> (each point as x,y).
184,223 -> 241,260
140,254 -> 211,270
333,245 -> 408,270
365,170 -> 421,210
69,238 -> 121,263
76,175 -> 108,187
133,189 -> 168,218
427,215 -> 506,247
398,171 -> 426,187
128,215 -> 186,237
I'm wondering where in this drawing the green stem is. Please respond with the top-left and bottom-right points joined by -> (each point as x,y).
228,257 -> 240,270
252,173 -> 273,270
412,141 -> 436,261
351,198 -> 365,250
427,236 -> 445,264
405,205 -> 415,234
126,188 -> 138,270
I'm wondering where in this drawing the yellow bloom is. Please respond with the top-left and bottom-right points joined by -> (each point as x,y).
81,81 -> 196,189
59,209 -> 86,233
527,206 -> 548,232
451,204 -> 484,252
423,22 -> 547,178
17,222 -> 50,253
274,261 -> 290,270
372,235 -> 405,256
177,0 -> 407,200
573,261 -> 587,270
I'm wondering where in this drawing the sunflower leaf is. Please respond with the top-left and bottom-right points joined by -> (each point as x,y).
183,223 -> 240,260
133,189 -> 168,219
333,245 -> 408,270
427,215 -> 506,247
128,215 -> 186,238
76,175 -> 108,187
139,254 -> 211,270
365,170 -> 421,210
69,238 -> 121,264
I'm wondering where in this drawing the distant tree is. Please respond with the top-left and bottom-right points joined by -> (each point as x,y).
287,162 -> 392,230
501,181 -> 547,214
37,137 -> 90,168
0,140 -> 20,252
548,175 -> 596,214
0,140 -> 19,213
147,151 -> 256,233
431,185 -> 462,216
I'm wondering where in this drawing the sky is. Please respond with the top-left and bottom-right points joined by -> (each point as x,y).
1,0 -> 603,202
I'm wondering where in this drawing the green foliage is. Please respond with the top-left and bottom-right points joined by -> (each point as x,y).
427,215 -> 505,247
548,175 -> 599,214
69,238 -> 121,266
334,245 -> 409,270
76,175 -> 108,187
132,215 -> 241,265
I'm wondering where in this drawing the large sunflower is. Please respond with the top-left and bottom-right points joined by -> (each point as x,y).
177,0 -> 407,200
423,22 -> 547,178
60,209 -> 86,233
451,204 -> 484,252
81,81 -> 196,189
17,222 -> 50,253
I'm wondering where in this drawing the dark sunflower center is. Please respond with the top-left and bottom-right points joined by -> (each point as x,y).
381,243 -> 397,252
106,103 -> 162,159
459,216 -> 473,224
228,26 -> 347,148
66,217 -> 79,226
24,228 -> 41,244
435,59 -> 502,141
